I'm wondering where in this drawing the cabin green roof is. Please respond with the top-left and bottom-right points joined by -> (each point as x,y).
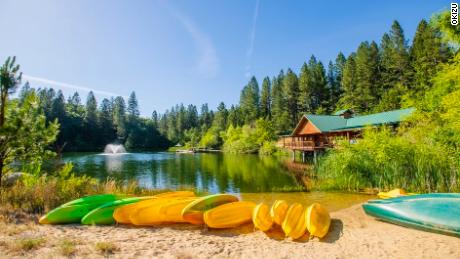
296,108 -> 415,134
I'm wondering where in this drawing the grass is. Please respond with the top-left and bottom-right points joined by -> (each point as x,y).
0,171 -> 176,214
315,127 -> 460,193
15,237 -> 46,251
59,239 -> 78,256
95,241 -> 119,255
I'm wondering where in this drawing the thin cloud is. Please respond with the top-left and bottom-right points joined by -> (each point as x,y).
23,74 -> 127,98
160,1 -> 219,78
245,0 -> 260,78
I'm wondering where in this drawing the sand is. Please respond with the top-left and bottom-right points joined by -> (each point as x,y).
1,204 -> 459,259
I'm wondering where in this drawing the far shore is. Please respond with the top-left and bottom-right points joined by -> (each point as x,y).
1,204 -> 459,258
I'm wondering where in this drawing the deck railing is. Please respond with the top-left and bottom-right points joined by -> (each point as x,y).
281,139 -> 329,151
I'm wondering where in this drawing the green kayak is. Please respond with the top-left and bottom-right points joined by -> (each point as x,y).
81,196 -> 153,225
363,193 -> 460,237
39,194 -> 127,224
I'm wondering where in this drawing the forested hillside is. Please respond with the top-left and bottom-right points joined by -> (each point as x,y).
18,17 -> 453,152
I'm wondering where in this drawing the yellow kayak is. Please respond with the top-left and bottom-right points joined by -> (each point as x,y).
377,188 -> 416,199
282,203 -> 308,240
204,201 -> 256,229
129,197 -> 196,226
305,203 -> 330,238
181,194 -> 239,225
252,203 -> 273,231
114,191 -> 196,224
270,200 -> 289,225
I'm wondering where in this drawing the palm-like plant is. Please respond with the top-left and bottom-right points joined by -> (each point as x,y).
0,56 -> 22,186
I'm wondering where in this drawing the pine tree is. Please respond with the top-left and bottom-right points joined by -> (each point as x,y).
311,59 -> 329,113
282,68 -> 299,128
185,104 -> 198,129
327,53 -> 346,111
239,76 -> 260,124
151,110 -> 159,128
113,96 -> 126,139
271,71 -> 290,134
85,91 -> 97,124
339,53 -> 357,109
298,62 -> 312,114
378,20 -> 411,110
353,41 -> 380,112
410,19 -> 450,96
99,98 -> 116,142
127,91 -> 140,118
213,102 -> 228,131
260,77 -> 271,119
227,105 -> 243,127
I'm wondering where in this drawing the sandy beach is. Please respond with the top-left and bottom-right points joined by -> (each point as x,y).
1,204 -> 459,259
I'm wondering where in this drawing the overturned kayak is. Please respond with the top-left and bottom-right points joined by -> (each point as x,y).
81,196 -> 153,225
181,194 -> 239,225
305,203 -> 330,238
39,194 -> 127,224
377,188 -> 416,199
114,191 -> 196,224
282,203 -> 308,240
204,201 -> 256,228
129,197 -> 197,226
363,193 -> 460,237
270,200 -> 289,225
252,203 -> 273,231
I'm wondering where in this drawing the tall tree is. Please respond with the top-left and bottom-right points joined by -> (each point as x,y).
85,91 -> 97,124
353,41 -> 380,112
151,110 -> 159,128
298,62 -> 312,114
239,76 -> 260,124
260,77 -> 271,119
410,19 -> 450,96
127,91 -> 140,118
282,68 -> 299,128
328,53 -> 346,111
271,71 -> 290,134
213,102 -> 228,131
113,96 -> 126,139
99,98 -> 116,143
339,53 -> 357,109
310,58 -> 329,113
378,21 -> 411,110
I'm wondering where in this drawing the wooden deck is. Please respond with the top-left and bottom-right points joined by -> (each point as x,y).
279,138 -> 330,151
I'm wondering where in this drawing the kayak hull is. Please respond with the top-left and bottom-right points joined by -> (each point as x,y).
363,194 -> 460,237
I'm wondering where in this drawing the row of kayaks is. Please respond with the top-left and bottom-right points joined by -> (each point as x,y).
363,192 -> 460,237
39,191 -> 331,240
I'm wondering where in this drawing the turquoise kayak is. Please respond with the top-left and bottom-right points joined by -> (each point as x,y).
363,193 -> 460,237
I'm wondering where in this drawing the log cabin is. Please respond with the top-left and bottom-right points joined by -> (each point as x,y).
280,108 -> 415,158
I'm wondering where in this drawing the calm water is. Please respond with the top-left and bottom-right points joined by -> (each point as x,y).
62,152 -> 372,211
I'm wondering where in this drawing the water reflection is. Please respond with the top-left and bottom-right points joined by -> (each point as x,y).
62,152 -> 305,193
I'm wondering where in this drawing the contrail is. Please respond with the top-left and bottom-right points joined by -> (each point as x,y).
245,0 -> 260,78
159,0 -> 219,78
22,74 -> 127,98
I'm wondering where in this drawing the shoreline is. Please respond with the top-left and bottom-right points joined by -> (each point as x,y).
1,204 -> 459,258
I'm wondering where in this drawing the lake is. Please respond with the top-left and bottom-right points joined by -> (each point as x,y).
62,152 -> 372,211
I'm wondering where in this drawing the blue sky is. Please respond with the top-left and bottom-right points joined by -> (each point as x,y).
0,0 -> 451,116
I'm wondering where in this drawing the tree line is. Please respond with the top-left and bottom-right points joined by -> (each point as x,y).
155,19 -> 452,148
13,18 -> 453,152
18,86 -> 169,152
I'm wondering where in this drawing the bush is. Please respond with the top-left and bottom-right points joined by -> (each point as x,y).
222,118 -> 276,154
